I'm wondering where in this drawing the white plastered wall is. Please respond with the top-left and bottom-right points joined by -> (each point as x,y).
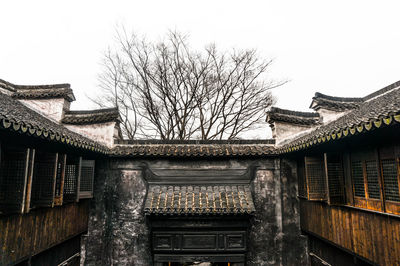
273,122 -> 316,145
316,108 -> 348,124
64,122 -> 116,148
19,98 -> 70,122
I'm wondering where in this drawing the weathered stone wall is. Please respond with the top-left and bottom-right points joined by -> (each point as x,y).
83,159 -> 152,266
279,158 -> 309,266
247,158 -> 308,266
84,157 -> 307,266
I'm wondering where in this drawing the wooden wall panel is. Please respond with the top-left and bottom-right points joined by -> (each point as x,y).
0,200 -> 89,265
300,199 -> 400,265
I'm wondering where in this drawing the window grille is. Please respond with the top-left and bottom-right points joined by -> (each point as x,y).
305,156 -> 326,200
381,159 -> 400,202
297,159 -> 307,198
30,151 -> 57,208
63,156 -> 81,203
79,160 -> 95,199
326,153 -> 345,204
365,160 -> 381,199
351,161 -> 365,197
0,146 -> 29,214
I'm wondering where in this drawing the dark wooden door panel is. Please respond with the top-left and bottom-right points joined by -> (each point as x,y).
153,231 -> 246,252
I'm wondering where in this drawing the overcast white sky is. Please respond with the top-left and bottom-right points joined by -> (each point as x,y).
1,0 -> 399,115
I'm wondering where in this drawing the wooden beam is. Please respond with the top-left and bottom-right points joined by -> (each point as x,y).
304,156 -> 310,200
50,153 -> 58,207
24,149 -> 35,213
323,153 -> 331,205
20,148 -> 30,213
343,152 -> 354,206
76,157 -> 82,202
375,148 -> 385,212
54,154 -> 66,206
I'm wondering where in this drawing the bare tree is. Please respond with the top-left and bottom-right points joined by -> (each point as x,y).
94,29 -> 286,140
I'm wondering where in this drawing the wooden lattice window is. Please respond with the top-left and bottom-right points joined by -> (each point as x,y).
79,160 -> 95,199
365,160 -> 381,199
381,159 -> 400,202
305,156 -> 326,200
379,145 -> 400,214
30,151 -> 57,208
324,153 -> 345,205
351,161 -> 365,197
297,158 -> 307,198
350,149 -> 383,211
63,156 -> 81,203
0,145 -> 30,214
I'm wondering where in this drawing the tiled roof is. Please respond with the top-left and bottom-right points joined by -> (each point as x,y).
144,184 -> 255,215
0,79 -> 75,101
266,107 -> 320,125
310,92 -> 362,111
0,91 -> 107,153
62,108 -> 120,125
281,81 -> 400,153
111,140 -> 276,157
309,81 -> 400,112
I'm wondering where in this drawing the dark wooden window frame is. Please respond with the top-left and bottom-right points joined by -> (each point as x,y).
78,159 -> 95,199
297,158 -> 307,198
350,149 -> 384,212
300,153 -> 346,204
304,155 -> 327,201
63,156 -> 82,203
30,151 -> 58,209
298,145 -> 400,216
378,145 -> 400,215
324,153 -> 346,205
0,143 -> 31,214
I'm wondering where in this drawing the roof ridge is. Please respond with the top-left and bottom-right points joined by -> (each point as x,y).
0,79 -> 17,92
0,78 -> 70,90
313,80 -> 400,103
114,139 -> 276,145
313,92 -> 363,102
62,107 -> 120,125
363,80 -> 400,101
269,107 -> 319,118
64,107 -> 119,115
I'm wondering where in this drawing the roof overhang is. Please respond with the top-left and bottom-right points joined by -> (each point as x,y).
144,184 -> 255,216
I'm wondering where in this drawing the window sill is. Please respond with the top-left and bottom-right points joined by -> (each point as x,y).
343,204 -> 400,219
299,198 -> 400,219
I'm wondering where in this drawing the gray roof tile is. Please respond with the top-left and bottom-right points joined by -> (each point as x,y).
0,91 -> 107,153
62,108 -> 120,125
266,107 -> 320,125
283,81 -> 400,152
144,184 -> 255,215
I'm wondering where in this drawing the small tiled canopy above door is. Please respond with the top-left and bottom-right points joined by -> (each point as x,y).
144,184 -> 256,215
